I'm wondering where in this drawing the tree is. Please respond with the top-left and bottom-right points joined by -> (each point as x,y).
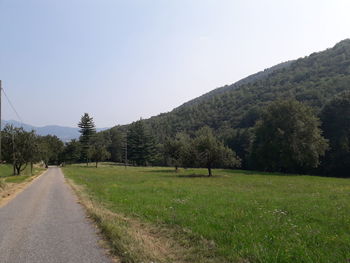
193,127 -> 240,176
320,93 -> 350,177
62,139 -> 81,164
89,134 -> 111,168
163,134 -> 185,172
178,133 -> 198,169
1,125 -> 37,175
127,120 -> 156,166
38,135 -> 64,167
221,128 -> 254,169
251,100 -> 328,173
28,134 -> 41,174
107,128 -> 124,163
78,113 -> 96,165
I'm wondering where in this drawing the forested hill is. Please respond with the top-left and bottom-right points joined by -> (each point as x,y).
116,39 -> 350,141
177,60 -> 294,109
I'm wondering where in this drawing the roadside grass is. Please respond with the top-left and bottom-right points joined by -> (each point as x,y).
63,164 -> 350,263
0,164 -> 44,178
0,164 -> 46,202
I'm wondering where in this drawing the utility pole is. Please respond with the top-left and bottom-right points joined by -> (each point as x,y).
0,80 -> 2,163
12,131 -> 15,175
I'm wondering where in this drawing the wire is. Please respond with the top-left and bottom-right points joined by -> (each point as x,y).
1,87 -> 24,124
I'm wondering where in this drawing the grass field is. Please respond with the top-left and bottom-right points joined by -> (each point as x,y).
63,164 -> 350,263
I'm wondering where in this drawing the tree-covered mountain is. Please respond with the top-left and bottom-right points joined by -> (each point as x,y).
112,39 -> 350,142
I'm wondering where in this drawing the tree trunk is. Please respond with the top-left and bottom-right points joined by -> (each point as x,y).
208,166 -> 212,177
16,165 -> 21,176
175,165 -> 178,173
31,162 -> 33,175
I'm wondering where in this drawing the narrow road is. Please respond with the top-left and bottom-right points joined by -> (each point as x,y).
0,167 -> 111,263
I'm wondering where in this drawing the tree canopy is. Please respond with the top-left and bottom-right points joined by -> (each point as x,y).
320,93 -> 350,177
251,100 -> 328,173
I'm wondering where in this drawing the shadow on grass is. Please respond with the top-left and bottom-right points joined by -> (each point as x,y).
157,173 -> 225,178
177,174 -> 212,178
219,169 -> 306,177
146,169 -> 178,173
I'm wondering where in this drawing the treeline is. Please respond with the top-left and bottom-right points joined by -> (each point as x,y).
2,93 -> 349,178
93,94 -> 349,177
0,126 -> 63,175
69,92 -> 350,177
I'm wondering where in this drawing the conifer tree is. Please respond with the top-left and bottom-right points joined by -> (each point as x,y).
127,120 -> 156,166
78,113 -> 96,165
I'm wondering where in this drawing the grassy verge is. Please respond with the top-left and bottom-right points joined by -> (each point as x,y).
63,164 -> 350,263
0,164 -> 46,204
0,164 -> 44,178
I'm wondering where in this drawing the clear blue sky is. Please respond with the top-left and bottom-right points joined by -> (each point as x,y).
1,0 -> 349,128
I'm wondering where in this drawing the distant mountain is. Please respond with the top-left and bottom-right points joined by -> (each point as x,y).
1,120 -> 108,141
112,39 -> 350,141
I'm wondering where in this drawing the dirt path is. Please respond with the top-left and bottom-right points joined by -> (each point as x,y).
0,167 -> 112,263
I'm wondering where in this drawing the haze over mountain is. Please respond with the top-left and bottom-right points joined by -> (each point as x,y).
111,39 -> 350,141
1,120 -> 108,141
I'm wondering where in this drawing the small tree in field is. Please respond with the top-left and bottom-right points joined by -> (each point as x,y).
163,134 -> 186,172
78,113 -> 96,165
193,127 -> 240,176
90,135 -> 110,168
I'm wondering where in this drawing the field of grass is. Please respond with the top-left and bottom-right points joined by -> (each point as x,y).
63,164 -> 350,263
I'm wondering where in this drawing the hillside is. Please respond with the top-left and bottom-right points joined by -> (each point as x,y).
112,39 -> 350,141
177,60 -> 294,109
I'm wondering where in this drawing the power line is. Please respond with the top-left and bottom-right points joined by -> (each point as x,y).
2,87 -> 24,124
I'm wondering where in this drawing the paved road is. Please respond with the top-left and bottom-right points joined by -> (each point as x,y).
0,167 -> 111,263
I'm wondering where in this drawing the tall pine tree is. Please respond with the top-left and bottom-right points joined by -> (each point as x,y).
127,120 -> 156,166
78,113 -> 96,165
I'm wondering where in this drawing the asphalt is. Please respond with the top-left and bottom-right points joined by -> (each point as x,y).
0,167 -> 112,263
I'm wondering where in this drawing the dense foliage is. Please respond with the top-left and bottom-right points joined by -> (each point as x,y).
320,93 -> 350,177
0,125 -> 63,174
251,100 -> 328,173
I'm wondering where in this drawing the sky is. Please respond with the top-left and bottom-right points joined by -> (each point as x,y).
1,0 -> 350,128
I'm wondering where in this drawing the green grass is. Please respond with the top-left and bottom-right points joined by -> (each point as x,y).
63,165 -> 350,263
0,164 -> 44,178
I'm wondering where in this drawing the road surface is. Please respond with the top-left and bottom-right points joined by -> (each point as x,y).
0,167 -> 112,263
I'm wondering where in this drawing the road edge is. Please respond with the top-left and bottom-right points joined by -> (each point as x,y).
0,169 -> 47,208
